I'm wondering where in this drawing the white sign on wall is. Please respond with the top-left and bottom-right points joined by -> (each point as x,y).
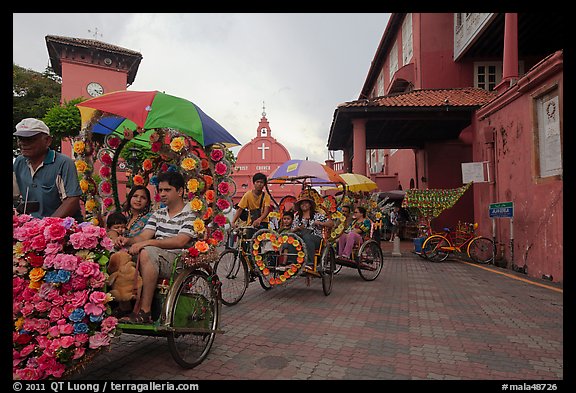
461,161 -> 490,183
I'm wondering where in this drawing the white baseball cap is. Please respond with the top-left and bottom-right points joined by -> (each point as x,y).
14,118 -> 51,137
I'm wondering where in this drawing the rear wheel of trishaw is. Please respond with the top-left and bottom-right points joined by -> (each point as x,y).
357,239 -> 383,281
320,245 -> 336,295
166,268 -> 220,368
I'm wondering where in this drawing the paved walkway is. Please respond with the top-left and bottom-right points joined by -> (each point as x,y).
73,241 -> 563,381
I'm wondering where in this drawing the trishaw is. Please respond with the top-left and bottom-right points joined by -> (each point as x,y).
215,159 -> 342,304
328,189 -> 384,280
73,91 -> 240,369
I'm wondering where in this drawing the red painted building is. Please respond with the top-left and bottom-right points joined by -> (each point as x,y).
328,13 -> 563,282
231,110 -> 300,207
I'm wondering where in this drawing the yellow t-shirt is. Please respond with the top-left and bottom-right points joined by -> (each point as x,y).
238,191 -> 271,223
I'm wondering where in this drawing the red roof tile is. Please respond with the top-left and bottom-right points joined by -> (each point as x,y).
339,88 -> 496,109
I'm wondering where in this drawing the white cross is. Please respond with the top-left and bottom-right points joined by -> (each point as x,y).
257,142 -> 269,160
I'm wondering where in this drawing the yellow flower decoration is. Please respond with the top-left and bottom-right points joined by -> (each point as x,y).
181,157 -> 197,171
13,242 -> 24,257
192,218 -> 206,234
85,198 -> 97,212
29,267 -> 46,282
75,160 -> 88,173
15,316 -> 24,331
187,178 -> 199,193
189,197 -> 203,212
79,179 -> 89,193
170,137 -> 185,152
73,140 -> 85,154
90,217 -> 100,226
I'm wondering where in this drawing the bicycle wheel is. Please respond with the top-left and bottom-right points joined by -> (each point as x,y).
357,239 -> 383,281
467,237 -> 495,264
319,244 -> 335,296
214,249 -> 249,306
166,269 -> 219,369
422,235 -> 450,262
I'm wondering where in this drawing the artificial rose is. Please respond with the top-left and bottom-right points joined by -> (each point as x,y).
217,181 -> 230,195
151,141 -> 163,153
189,198 -> 203,212
215,161 -> 228,175
73,141 -> 85,154
106,136 -> 121,149
192,218 -> 205,234
79,179 -> 89,193
205,190 -> 215,203
210,149 -> 224,162
149,131 -> 160,143
194,240 -> 210,253
133,175 -> 145,186
170,137 -> 185,152
213,214 -> 227,227
99,165 -> 111,178
100,152 -> 113,166
216,198 -> 230,211
75,160 -> 88,173
181,157 -> 197,171
142,159 -> 153,171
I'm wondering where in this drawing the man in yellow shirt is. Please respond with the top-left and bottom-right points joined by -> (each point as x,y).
231,172 -> 271,230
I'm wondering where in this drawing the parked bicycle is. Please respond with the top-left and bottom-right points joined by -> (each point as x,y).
422,222 -> 495,264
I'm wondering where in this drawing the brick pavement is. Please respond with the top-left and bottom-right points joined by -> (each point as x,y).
72,241 -> 563,381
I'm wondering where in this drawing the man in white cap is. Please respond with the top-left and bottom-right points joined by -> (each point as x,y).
13,118 -> 82,220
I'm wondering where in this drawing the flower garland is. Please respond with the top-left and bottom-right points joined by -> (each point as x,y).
72,130 -> 101,225
328,211 -> 346,242
13,213 -> 117,380
251,230 -> 306,286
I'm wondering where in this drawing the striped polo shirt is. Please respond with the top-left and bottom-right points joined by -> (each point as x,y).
144,203 -> 197,245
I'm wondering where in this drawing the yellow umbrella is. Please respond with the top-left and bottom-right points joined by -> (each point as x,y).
321,173 -> 378,192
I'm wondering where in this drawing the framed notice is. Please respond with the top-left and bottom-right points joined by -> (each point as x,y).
462,161 -> 489,183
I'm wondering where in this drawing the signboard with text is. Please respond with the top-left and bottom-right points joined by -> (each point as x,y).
489,202 -> 514,218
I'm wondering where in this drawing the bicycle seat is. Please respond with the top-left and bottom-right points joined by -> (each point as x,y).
443,227 -> 451,232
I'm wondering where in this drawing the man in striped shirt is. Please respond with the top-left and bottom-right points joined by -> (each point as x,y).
118,171 -> 198,323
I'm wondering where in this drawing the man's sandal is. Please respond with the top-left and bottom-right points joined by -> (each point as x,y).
119,310 -> 152,324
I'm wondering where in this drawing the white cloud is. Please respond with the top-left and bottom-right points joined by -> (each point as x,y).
13,12 -> 389,163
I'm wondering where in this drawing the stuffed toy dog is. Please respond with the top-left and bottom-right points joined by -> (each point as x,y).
107,251 -> 142,302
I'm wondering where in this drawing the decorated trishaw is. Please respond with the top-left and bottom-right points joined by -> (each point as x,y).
13,90 -> 241,378
214,159 -> 342,303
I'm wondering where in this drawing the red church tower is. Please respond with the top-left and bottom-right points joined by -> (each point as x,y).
232,105 -> 300,206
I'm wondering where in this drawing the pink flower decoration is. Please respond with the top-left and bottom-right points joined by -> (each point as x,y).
216,198 -> 230,211
107,136 -> 121,149
151,141 -> 163,153
215,161 -> 228,175
100,181 -> 112,195
218,181 -> 230,195
89,332 -> 111,349
100,153 -> 113,166
99,165 -> 112,178
210,149 -> 224,162
43,222 -> 67,242
213,214 -> 227,227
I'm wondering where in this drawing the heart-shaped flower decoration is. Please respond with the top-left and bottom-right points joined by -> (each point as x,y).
251,229 -> 307,286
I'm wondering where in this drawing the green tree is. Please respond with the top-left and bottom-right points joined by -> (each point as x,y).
43,97 -> 84,150
13,64 -> 61,155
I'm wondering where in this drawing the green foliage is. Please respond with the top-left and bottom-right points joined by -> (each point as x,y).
13,64 -> 61,155
43,97 -> 85,149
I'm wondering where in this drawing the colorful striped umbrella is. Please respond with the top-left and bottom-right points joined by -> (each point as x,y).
76,90 -> 240,147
